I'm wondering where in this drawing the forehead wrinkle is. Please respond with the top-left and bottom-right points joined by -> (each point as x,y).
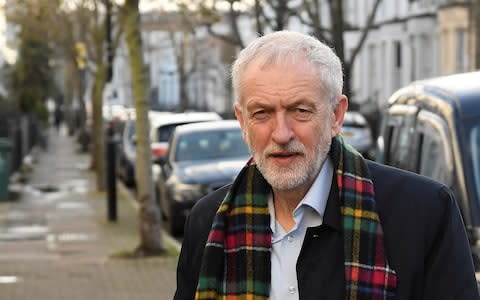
245,80 -> 321,106
240,58 -> 322,106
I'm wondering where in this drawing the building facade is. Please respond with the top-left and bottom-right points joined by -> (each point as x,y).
110,0 -> 478,116
347,0 -> 477,108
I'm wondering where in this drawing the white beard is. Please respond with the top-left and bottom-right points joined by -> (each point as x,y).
249,133 -> 332,191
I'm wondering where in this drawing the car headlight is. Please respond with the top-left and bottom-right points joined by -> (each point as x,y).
172,182 -> 204,202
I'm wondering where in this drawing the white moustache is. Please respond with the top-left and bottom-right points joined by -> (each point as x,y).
264,141 -> 306,156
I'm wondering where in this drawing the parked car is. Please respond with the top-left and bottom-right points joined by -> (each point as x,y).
117,111 -> 222,186
117,110 -> 171,186
340,111 -> 373,157
149,111 -> 222,160
155,120 -> 250,236
375,71 -> 480,269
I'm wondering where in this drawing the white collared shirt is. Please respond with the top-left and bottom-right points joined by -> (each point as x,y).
268,158 -> 333,300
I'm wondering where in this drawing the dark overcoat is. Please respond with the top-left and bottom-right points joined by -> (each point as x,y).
174,160 -> 479,300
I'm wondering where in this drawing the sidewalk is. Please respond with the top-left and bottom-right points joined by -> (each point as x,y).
0,127 -> 178,300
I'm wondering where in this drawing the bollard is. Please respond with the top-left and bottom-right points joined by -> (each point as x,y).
105,123 -> 117,222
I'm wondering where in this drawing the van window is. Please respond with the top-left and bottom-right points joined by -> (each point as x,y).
385,112 -> 420,172
417,111 -> 453,186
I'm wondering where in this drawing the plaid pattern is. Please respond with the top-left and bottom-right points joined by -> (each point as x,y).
333,137 -> 397,299
195,135 -> 397,299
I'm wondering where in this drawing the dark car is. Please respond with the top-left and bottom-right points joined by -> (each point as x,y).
116,111 -> 171,186
155,120 -> 250,236
375,71 -> 480,269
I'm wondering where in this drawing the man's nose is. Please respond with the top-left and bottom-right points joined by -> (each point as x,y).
271,113 -> 294,145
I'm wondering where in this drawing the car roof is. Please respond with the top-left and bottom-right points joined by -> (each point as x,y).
343,111 -> 368,126
149,112 -> 222,129
125,110 -> 172,121
413,71 -> 480,118
174,120 -> 241,134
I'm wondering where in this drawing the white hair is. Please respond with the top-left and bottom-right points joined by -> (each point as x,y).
231,31 -> 344,108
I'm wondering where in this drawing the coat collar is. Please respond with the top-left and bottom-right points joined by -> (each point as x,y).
321,175 -> 342,231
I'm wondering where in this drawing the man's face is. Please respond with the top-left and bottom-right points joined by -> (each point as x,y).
235,58 -> 346,191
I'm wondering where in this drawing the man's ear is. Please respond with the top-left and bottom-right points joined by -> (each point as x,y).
234,103 -> 247,140
331,95 -> 348,137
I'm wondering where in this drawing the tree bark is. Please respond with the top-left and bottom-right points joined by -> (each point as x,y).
123,0 -> 164,256
92,65 -> 106,191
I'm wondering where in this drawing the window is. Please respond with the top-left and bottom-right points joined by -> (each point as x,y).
417,111 -> 453,186
384,105 -> 420,172
158,123 -> 185,143
387,121 -> 419,172
419,35 -> 432,78
175,129 -> 249,162
393,41 -> 403,90
456,29 -> 468,72
395,42 -> 402,68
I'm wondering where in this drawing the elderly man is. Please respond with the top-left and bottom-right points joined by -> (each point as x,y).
173,31 -> 479,300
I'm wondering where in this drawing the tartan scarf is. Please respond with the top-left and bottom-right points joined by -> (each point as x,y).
195,135 -> 397,299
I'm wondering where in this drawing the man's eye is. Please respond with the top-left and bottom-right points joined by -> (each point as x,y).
294,108 -> 313,120
252,110 -> 268,119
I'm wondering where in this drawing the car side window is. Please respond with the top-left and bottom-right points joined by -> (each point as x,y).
385,106 -> 420,172
416,110 -> 453,187
158,124 -> 181,143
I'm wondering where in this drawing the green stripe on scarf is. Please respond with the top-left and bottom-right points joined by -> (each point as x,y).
196,135 -> 397,299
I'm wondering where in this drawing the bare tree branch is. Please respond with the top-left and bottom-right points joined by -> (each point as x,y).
254,0 -> 264,35
347,0 -> 382,66
206,23 -> 244,47
301,0 -> 329,42
227,0 -> 245,48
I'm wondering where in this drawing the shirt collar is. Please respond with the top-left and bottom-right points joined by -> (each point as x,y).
269,157 -> 334,234
301,157 -> 333,216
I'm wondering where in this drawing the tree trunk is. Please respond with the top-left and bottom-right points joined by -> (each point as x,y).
328,0 -> 346,65
179,33 -> 190,111
254,0 -> 264,36
123,0 -> 164,256
92,65 -> 106,191
179,70 -> 189,111
343,63 -> 359,110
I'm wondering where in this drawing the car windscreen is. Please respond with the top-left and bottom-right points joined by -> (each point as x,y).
175,128 -> 250,162
157,122 -> 210,143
